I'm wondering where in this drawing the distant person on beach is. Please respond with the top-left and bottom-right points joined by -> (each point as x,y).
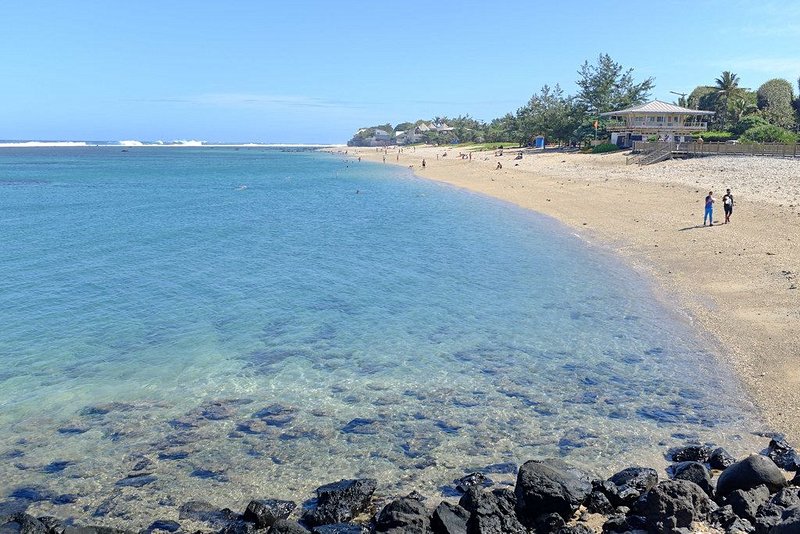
723,188 -> 734,224
422,159 -> 426,168
382,155 -> 386,163
704,191 -> 715,226
496,162 -> 502,170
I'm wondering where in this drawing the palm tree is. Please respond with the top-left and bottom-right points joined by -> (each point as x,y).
715,71 -> 742,101
714,71 -> 744,129
729,97 -> 756,123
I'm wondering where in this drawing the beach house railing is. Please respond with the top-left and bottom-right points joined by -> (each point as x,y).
632,140 -> 800,160
606,120 -> 708,132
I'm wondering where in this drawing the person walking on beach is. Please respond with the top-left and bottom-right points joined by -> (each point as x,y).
723,188 -> 734,224
422,159 -> 426,168
704,191 -> 715,226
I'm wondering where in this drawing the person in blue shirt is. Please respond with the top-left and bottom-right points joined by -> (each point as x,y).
704,191 -> 715,226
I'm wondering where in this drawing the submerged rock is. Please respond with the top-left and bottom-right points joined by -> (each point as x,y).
177,501 -> 238,528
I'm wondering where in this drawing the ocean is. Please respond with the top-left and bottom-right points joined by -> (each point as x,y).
0,146 -> 760,525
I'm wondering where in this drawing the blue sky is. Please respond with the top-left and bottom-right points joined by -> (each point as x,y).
1,0 -> 798,143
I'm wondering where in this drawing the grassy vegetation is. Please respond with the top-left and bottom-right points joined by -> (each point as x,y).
590,143 -> 621,154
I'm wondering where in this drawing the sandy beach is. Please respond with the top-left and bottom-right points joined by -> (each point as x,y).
339,145 -> 800,444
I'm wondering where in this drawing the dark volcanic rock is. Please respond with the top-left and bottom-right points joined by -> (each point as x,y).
459,487 -> 525,534
268,519 -> 310,534
772,506 -> 800,534
219,519 -> 259,534
431,502 -> 469,534
601,514 -> 646,533
38,516 -> 66,534
115,474 -> 156,488
453,473 -> 490,494
557,525 -> 594,534
374,497 -> 430,533
633,479 -> 714,532
585,491 -> 614,515
310,524 -> 367,534
709,447 -> 737,470
754,502 -> 784,534
243,499 -> 296,529
62,527 -> 132,534
0,513 -> 48,534
534,512 -> 565,533
669,444 -> 712,463
605,466 -> 658,506
671,461 -> 714,497
514,459 -> 592,524
301,479 -> 376,527
340,419 -> 379,435
772,487 -> 800,509
716,455 -> 787,496
708,505 -> 754,533
726,484 -> 770,523
768,436 -> 800,471
145,520 -> 180,532
177,501 -> 237,528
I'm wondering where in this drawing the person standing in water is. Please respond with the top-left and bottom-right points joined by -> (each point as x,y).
704,191 -> 715,226
722,188 -> 734,224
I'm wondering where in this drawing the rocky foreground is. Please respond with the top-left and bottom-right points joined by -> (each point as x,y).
4,437 -> 800,534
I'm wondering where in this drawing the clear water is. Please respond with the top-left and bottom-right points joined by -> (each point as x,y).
0,147 -> 761,526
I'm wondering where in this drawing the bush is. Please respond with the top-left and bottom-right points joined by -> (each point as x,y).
731,115 -> 769,136
692,130 -> 735,142
740,124 -> 797,144
591,143 -> 620,154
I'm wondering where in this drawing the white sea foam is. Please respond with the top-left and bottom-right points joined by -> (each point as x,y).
117,140 -> 145,146
170,139 -> 204,146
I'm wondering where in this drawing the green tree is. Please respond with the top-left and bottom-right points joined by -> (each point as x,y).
713,71 -> 745,129
517,84 -> 581,145
729,93 -> 757,123
731,114 -> 769,136
485,114 -> 517,143
740,124 -> 797,143
688,86 -> 717,110
757,78 -> 796,129
575,53 -> 655,113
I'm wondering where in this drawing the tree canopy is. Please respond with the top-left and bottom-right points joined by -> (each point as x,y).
757,78 -> 796,129
575,54 -> 655,113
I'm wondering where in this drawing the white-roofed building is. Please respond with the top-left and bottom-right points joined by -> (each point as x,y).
600,100 -> 715,147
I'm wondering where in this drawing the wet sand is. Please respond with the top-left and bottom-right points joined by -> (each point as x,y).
340,145 -> 800,443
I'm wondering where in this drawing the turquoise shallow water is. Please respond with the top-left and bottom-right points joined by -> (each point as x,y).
0,147 -> 760,526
